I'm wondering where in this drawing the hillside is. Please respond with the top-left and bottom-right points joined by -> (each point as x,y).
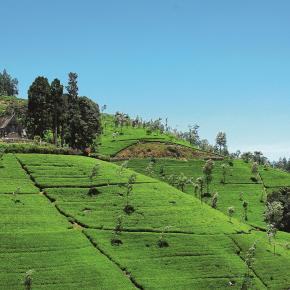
98,114 -> 219,160
1,153 -> 290,289
114,158 -> 290,230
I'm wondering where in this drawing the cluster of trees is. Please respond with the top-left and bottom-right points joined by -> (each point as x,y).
181,127 -> 229,155
0,69 -> 18,96
112,113 -> 166,136
265,187 -> 290,233
27,73 -> 101,149
111,112 -> 232,157
273,157 -> 290,173
240,151 -> 269,165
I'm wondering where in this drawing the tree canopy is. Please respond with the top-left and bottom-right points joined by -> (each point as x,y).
0,69 -> 18,96
27,73 -> 101,149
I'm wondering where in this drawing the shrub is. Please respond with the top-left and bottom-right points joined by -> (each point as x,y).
111,215 -> 123,246
0,142 -> 79,155
250,176 -> 258,183
123,204 -> 135,214
157,226 -> 171,248
88,187 -> 100,196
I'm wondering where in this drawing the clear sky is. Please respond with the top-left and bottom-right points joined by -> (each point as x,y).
1,0 -> 290,160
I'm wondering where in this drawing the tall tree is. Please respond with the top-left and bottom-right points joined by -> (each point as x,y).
203,159 -> 214,193
215,132 -> 227,154
65,72 -> 81,148
0,69 -> 18,96
49,79 -> 64,144
76,96 -> 101,149
27,76 -> 51,138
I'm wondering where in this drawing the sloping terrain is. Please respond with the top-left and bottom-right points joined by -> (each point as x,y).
9,153 -> 290,289
118,159 -> 271,228
99,114 -> 198,158
0,154 -> 135,289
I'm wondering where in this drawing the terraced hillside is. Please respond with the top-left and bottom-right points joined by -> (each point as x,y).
0,154 -> 136,289
99,114 -> 217,159
2,153 -> 288,289
116,159 -> 290,230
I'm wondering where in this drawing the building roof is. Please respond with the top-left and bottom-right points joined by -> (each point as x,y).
0,115 -> 15,129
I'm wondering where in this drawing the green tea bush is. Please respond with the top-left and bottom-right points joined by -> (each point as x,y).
0,143 -> 80,155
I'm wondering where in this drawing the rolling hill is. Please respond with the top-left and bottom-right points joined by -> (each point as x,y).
1,153 -> 289,289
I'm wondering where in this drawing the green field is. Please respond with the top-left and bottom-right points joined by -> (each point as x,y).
0,154 -> 136,289
1,153 -> 286,289
114,158 -> 290,232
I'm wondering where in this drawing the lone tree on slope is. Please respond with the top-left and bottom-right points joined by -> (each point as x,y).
215,132 -> 227,154
203,159 -> 215,194
227,206 -> 235,222
221,163 -> 229,184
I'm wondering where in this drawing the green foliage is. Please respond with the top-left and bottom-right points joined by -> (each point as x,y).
251,162 -> 259,177
23,269 -> 34,290
203,159 -> 214,193
0,69 -> 18,96
220,163 -> 228,183
266,187 -> 290,232
264,201 -> 284,229
27,76 -> 51,138
241,242 -> 257,289
111,215 -> 123,246
267,223 -> 278,255
227,206 -> 235,222
26,73 -> 101,150
157,226 -> 171,248
90,163 -> 100,182
49,78 -> 64,144
124,174 -> 137,214
0,142 -> 75,155
211,192 -> 218,209
215,132 -> 227,154
242,200 -> 249,221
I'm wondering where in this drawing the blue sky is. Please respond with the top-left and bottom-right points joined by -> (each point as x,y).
1,0 -> 290,160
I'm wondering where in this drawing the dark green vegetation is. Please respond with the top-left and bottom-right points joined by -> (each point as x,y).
0,95 -> 26,116
1,153 -> 286,289
27,73 -> 101,149
0,69 -> 18,97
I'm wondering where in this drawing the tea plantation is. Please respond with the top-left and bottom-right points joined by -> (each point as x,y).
1,153 -> 289,289
116,159 -> 290,229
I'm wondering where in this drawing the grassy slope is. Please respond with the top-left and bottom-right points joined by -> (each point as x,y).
0,154 -> 135,290
99,114 -> 196,157
14,154 -> 290,289
116,159 -> 268,228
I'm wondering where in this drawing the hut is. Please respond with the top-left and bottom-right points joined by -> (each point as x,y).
0,114 -> 26,139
